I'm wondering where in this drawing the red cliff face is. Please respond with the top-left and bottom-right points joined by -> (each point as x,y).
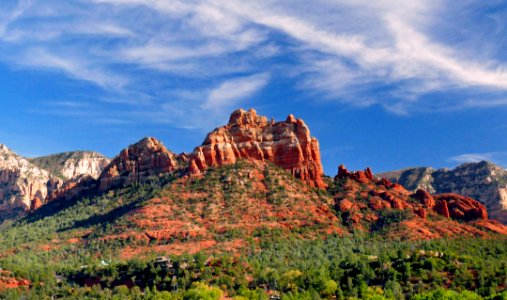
188,109 -> 326,188
332,165 -> 502,237
98,137 -> 179,191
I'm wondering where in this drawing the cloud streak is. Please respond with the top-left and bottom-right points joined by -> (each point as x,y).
204,73 -> 269,111
1,0 -> 507,125
449,152 -> 507,167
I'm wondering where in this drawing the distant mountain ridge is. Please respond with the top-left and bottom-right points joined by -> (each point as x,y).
1,108 -> 506,242
0,145 -> 110,221
30,151 -> 110,180
379,161 -> 507,224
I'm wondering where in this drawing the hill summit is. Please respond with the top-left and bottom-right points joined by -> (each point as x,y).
189,108 -> 325,188
1,108 -> 507,242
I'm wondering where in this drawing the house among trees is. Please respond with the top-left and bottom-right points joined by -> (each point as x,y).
154,256 -> 173,271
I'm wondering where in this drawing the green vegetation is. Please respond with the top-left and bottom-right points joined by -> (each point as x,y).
0,162 -> 506,299
1,234 -> 507,299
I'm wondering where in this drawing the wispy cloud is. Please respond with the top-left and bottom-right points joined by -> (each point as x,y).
21,48 -> 127,88
450,153 -> 497,163
157,73 -> 270,129
462,98 -> 507,109
203,73 -> 269,111
449,152 -> 507,167
1,0 -> 507,125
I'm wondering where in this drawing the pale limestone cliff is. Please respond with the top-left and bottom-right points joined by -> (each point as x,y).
0,145 -> 110,220
30,151 -> 110,180
0,145 -> 56,219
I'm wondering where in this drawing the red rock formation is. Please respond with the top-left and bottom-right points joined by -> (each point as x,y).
434,200 -> 451,218
29,197 -> 42,212
98,137 -> 179,191
188,109 -> 326,188
413,189 -> 435,209
47,175 -> 97,202
365,167 -> 374,180
338,164 -> 350,177
336,165 -> 375,184
0,270 -> 30,290
414,207 -> 427,218
434,193 -> 488,221
379,178 -> 394,188
334,165 -> 504,237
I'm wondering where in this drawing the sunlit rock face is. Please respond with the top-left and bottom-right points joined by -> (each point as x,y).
333,165 -> 503,238
0,146 -> 111,220
188,108 -> 326,188
98,137 -> 180,192
30,151 -> 110,180
0,144 -> 54,219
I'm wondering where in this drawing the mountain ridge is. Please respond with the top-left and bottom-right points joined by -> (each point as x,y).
1,108 -> 506,239
2,108 -> 507,298
29,150 -> 110,180
0,146 -> 110,221
379,161 -> 507,224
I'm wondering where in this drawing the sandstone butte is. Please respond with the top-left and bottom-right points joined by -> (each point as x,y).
98,137 -> 180,192
334,164 -> 507,237
41,109 -> 326,205
12,108 -> 507,239
188,108 -> 326,188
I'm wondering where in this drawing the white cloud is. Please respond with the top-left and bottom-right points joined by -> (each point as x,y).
462,98 -> 507,108
449,152 -> 507,166
1,0 -> 507,126
21,48 -> 127,89
450,153 -> 496,163
204,73 -> 269,110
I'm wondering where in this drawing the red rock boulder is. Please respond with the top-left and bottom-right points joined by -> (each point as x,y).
413,189 -> 436,209
434,193 -> 488,221
336,165 -> 375,184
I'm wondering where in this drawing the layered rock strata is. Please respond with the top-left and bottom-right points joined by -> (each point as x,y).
188,109 -> 326,188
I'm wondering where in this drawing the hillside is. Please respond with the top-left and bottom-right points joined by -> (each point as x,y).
1,161 -> 507,299
334,165 -> 507,239
379,162 -> 507,224
1,109 -> 507,299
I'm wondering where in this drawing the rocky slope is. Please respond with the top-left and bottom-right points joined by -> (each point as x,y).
30,151 -> 110,180
334,165 -> 507,238
379,161 -> 507,224
0,270 -> 30,291
189,108 -> 326,188
3,108 -> 507,243
0,145 -> 110,220
107,161 -> 340,259
0,145 -> 56,220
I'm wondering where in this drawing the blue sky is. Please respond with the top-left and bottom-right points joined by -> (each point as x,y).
1,0 -> 507,174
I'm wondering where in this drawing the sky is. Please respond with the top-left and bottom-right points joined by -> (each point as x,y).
1,0 -> 507,175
